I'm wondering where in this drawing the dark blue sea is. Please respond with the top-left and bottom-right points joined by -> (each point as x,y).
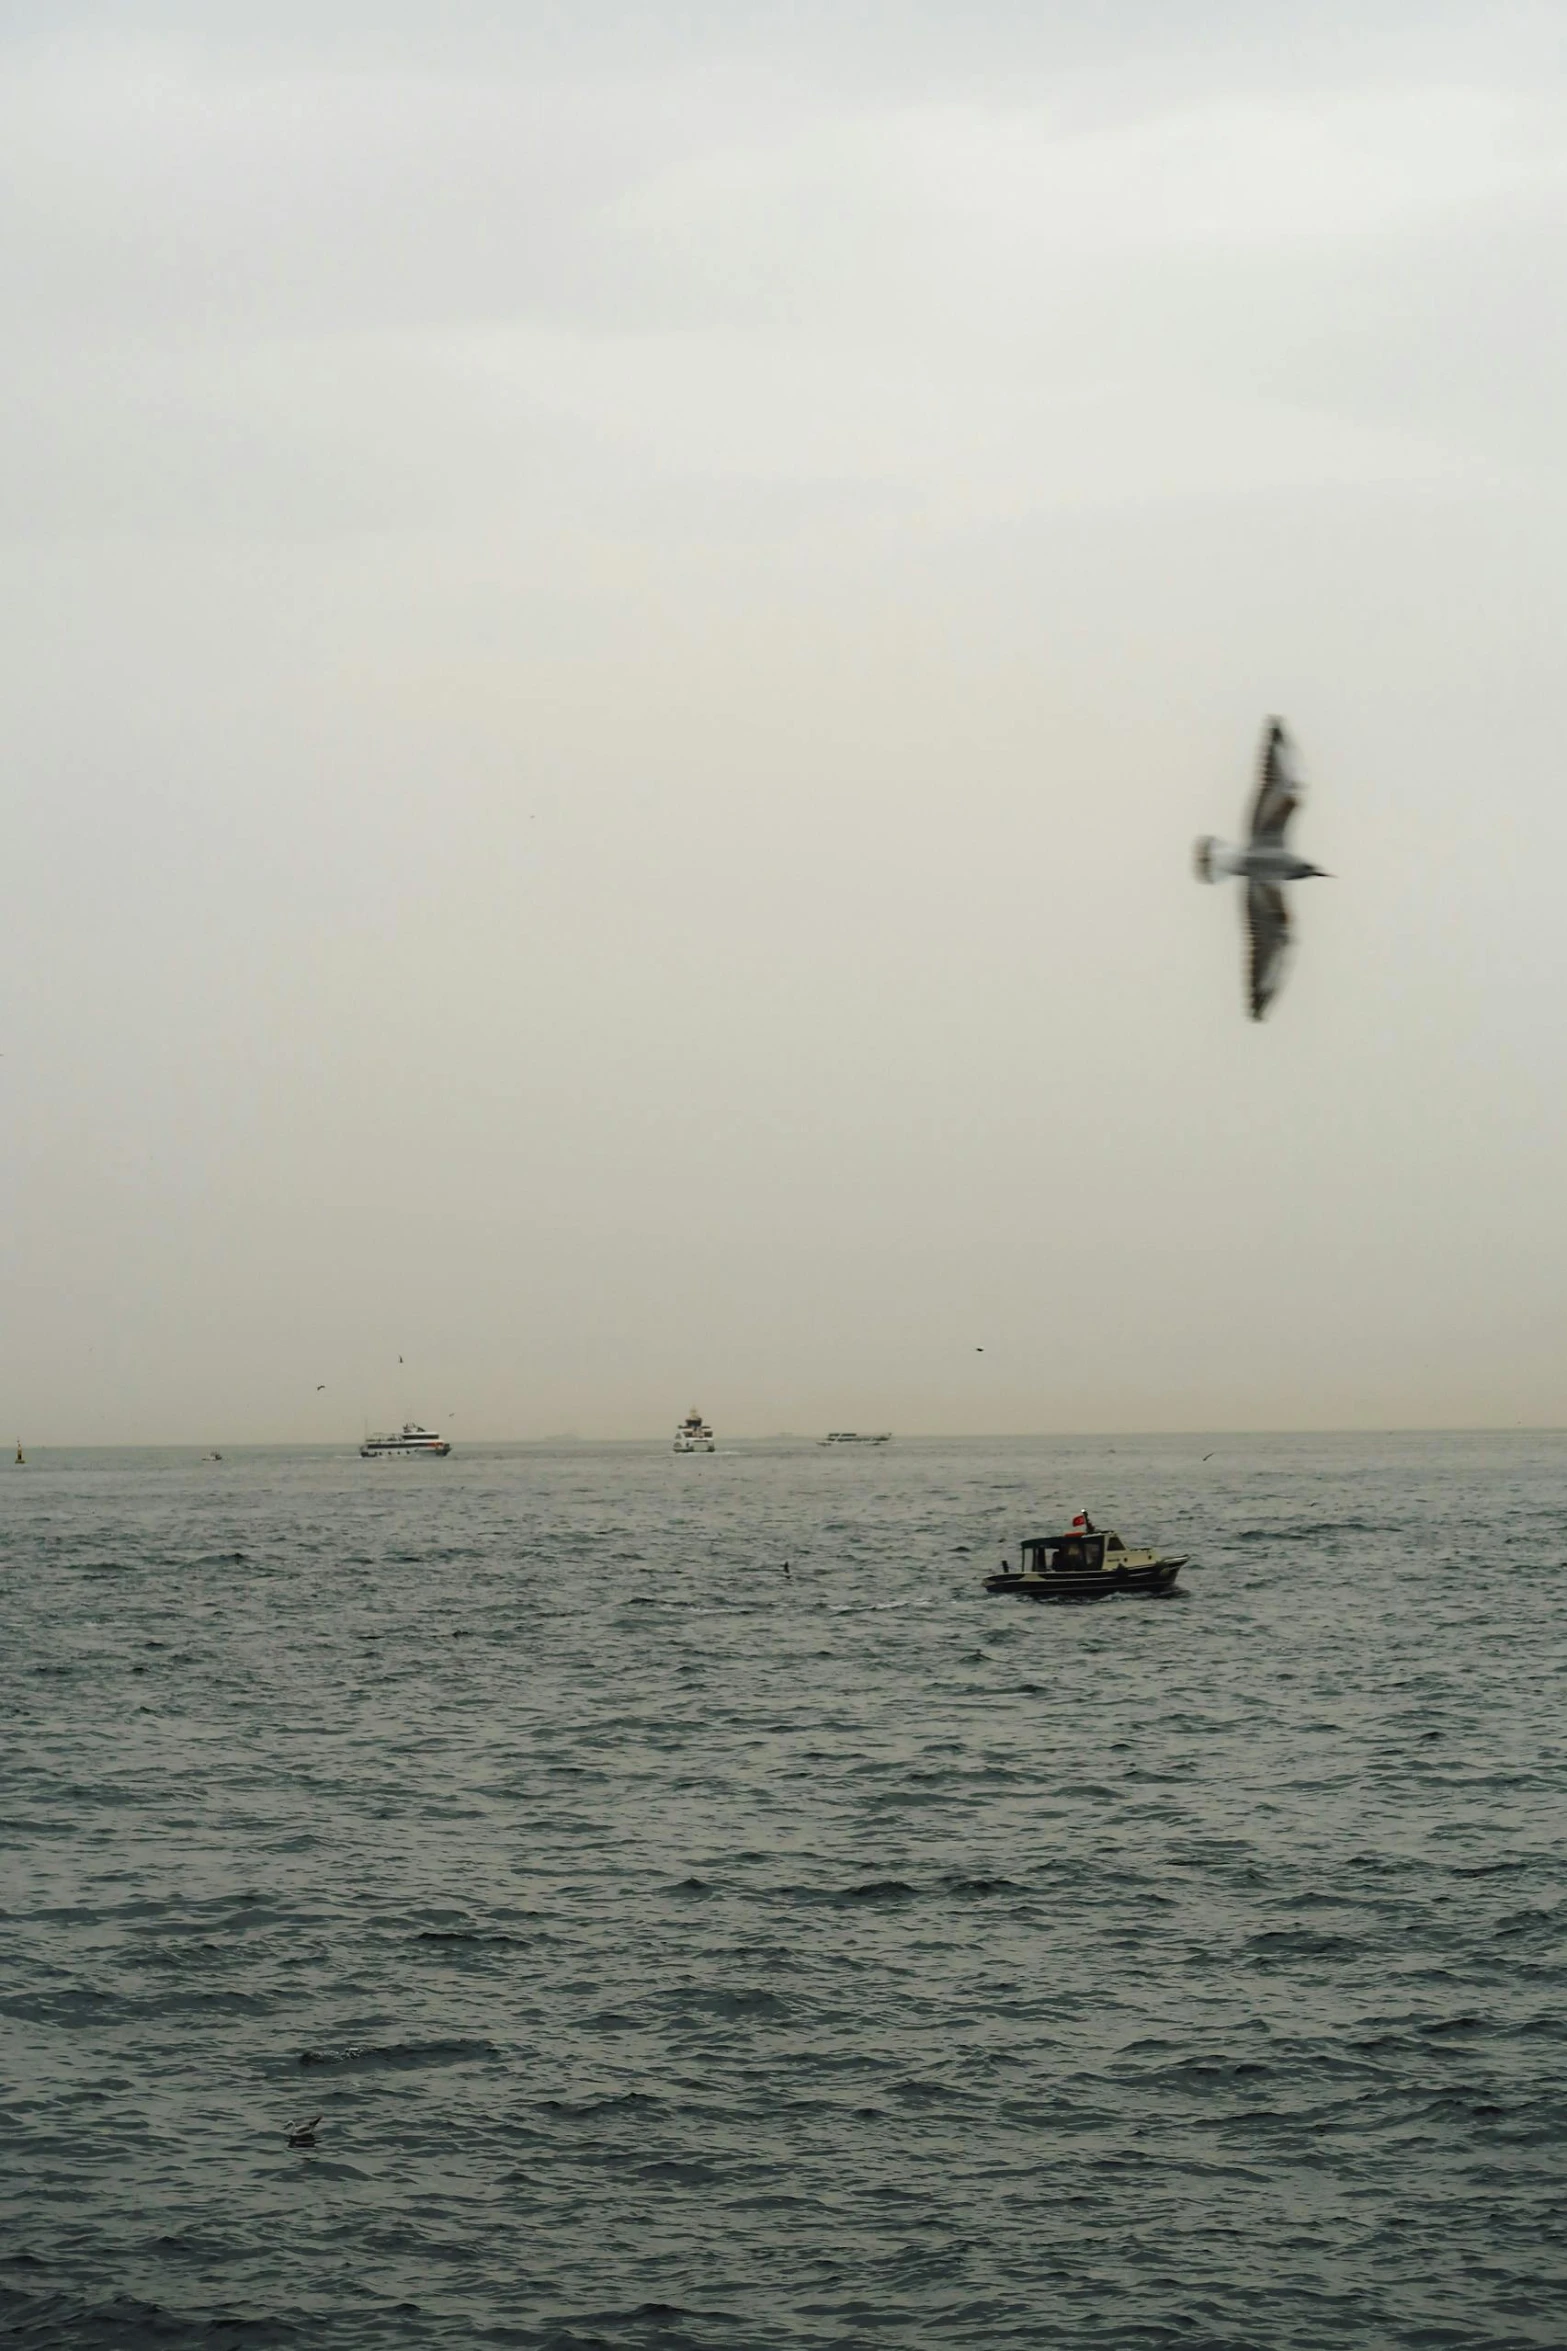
4,1434 -> 1566,2349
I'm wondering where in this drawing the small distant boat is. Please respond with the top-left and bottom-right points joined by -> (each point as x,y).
820,1431 -> 891,1446
360,1423 -> 451,1459
203,1451 -> 223,1463
985,1512 -> 1184,1601
674,1409 -> 715,1454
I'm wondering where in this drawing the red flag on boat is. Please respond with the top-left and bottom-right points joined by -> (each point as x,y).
1072,1510 -> 1095,1532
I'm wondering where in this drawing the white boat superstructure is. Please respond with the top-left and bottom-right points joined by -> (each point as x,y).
674,1409 -> 715,1454
360,1422 -> 451,1458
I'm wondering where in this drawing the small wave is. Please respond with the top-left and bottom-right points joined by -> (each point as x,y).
414,1929 -> 532,1947
1493,1907 -> 1560,1941
665,1986 -> 789,2021
1246,1929 -> 1363,1960
1231,1519 -> 1395,1543
828,1598 -> 923,1614
797,1879 -> 916,1908
566,2302 -> 727,2338
298,2036 -> 493,2071
0,2289 -> 293,2346
890,2075 -> 968,2106
539,2090 -> 666,2120
634,2156 -> 723,2188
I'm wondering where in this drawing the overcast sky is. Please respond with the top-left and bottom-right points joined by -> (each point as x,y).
4,1 -> 1566,1441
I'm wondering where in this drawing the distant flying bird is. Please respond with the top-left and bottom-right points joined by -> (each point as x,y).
1195,718 -> 1330,1020
315,1384 -> 326,1392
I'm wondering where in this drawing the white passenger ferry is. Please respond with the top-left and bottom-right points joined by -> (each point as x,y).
674,1409 -> 715,1454
360,1422 -> 451,1459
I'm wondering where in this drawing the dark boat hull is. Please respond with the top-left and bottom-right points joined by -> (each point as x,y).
984,1560 -> 1184,1602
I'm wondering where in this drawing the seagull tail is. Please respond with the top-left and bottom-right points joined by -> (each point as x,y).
1194,836 -> 1243,882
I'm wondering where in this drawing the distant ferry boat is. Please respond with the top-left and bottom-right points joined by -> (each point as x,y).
674,1409 -> 715,1454
360,1423 -> 451,1459
821,1431 -> 891,1445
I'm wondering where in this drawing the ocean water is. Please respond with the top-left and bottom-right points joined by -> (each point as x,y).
3,1433 -> 1566,2350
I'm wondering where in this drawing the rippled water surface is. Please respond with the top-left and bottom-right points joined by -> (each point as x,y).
4,1434 -> 1567,2349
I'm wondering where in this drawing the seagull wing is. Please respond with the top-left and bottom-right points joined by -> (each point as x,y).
1247,718 -> 1301,847
1246,880 -> 1291,1019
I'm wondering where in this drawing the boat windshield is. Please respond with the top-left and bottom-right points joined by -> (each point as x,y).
1022,1536 -> 1105,1571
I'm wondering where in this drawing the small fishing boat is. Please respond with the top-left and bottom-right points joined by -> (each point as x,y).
985,1513 -> 1184,1601
820,1431 -> 891,1445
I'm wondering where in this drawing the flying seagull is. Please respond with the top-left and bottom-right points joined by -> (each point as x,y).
1195,719 -> 1329,1019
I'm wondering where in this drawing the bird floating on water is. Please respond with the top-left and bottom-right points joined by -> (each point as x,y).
288,2114 -> 322,2148
1195,718 -> 1330,1019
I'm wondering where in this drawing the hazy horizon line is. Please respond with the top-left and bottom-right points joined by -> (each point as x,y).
10,1424 -> 1566,1451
